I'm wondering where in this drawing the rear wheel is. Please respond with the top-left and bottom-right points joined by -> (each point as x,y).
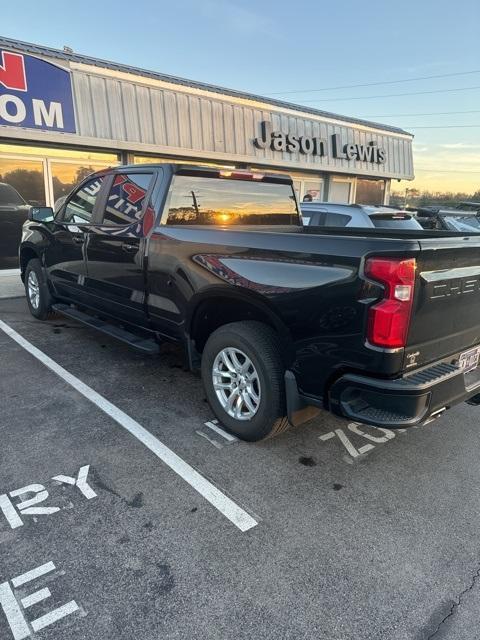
201,321 -> 290,441
25,259 -> 53,320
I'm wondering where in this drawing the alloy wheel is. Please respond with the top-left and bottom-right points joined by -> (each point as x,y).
212,347 -> 261,420
27,271 -> 40,310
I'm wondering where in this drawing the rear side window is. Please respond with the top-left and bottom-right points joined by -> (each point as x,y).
303,211 -> 325,226
165,175 -> 298,225
102,173 -> 154,226
324,212 -> 352,227
63,176 -> 104,224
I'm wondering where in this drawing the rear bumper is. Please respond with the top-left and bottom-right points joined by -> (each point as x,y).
327,359 -> 480,428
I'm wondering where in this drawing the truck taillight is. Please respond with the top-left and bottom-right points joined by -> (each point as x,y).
365,257 -> 416,349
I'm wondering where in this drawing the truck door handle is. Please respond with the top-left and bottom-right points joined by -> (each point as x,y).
122,243 -> 137,253
72,236 -> 84,244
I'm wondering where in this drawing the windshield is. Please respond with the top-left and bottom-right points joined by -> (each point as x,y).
441,215 -> 480,232
0,183 -> 25,206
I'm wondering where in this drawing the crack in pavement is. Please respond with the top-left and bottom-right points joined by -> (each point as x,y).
426,563 -> 480,639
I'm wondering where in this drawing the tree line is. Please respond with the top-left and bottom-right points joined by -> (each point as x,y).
390,187 -> 480,209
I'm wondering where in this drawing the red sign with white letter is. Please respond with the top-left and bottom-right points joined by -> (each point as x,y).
0,48 -> 76,132
0,52 -> 27,91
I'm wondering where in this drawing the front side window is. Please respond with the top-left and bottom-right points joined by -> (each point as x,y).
63,176 -> 104,224
165,175 -> 298,226
102,173 -> 154,226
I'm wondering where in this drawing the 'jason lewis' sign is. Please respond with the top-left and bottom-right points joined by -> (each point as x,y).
254,120 -> 386,164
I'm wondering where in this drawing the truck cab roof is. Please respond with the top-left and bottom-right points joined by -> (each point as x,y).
110,163 -> 293,184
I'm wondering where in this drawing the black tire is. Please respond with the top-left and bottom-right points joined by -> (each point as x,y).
24,258 -> 53,320
201,321 -> 290,441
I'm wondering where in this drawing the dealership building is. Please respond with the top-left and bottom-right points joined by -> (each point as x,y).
0,36 -> 414,269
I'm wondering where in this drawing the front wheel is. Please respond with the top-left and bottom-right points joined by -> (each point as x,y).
201,321 -> 290,441
25,258 -> 53,320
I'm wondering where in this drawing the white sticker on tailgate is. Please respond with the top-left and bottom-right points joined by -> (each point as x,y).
459,346 -> 480,372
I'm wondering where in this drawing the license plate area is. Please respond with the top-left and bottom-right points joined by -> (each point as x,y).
459,346 -> 480,373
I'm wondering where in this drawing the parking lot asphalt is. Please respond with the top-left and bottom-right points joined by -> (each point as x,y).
1,295 -> 480,640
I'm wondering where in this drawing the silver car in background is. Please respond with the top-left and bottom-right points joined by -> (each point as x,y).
301,202 -> 424,230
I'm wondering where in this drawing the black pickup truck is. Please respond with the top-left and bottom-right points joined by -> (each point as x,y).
19,164 -> 480,440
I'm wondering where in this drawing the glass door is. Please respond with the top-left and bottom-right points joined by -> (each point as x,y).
0,155 -> 47,269
328,178 -> 354,204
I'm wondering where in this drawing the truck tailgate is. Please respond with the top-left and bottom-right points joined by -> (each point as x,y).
405,236 -> 480,369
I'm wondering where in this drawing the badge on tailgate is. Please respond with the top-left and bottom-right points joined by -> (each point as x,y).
459,346 -> 480,372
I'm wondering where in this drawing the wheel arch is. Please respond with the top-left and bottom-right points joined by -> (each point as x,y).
19,245 -> 41,281
186,287 -> 295,365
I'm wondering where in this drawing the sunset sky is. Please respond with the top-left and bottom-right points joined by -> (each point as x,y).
1,0 -> 479,195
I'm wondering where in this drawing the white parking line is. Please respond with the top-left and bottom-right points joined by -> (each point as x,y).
319,432 -> 335,442
195,430 -> 223,449
204,420 -> 238,442
1,560 -> 81,639
0,320 -> 258,533
358,443 -> 375,455
335,429 -> 361,458
31,601 -> 80,633
12,562 -> 55,588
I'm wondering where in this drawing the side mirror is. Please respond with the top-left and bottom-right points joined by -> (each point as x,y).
28,206 -> 54,222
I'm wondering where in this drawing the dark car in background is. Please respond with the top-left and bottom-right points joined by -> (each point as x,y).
0,182 -> 31,269
456,201 -> 480,212
412,206 -> 480,232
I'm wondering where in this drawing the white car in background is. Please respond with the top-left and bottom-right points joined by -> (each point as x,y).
301,202 -> 424,230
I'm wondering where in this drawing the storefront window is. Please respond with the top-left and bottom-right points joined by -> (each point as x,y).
0,157 -> 46,206
0,144 -> 117,163
134,155 -> 165,164
133,155 -> 236,169
301,179 -> 324,203
51,163 -> 102,208
0,157 -> 46,269
328,179 -> 353,204
293,180 -> 301,202
355,178 -> 385,205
